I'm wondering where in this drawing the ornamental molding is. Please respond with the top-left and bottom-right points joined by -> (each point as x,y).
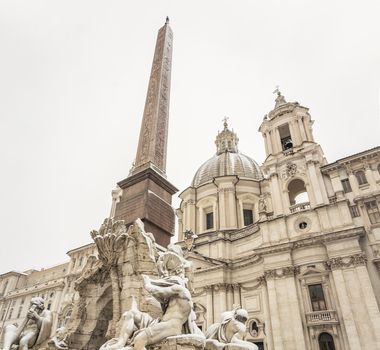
325,253 -> 367,270
264,266 -> 300,280
190,224 -> 261,249
218,187 -> 235,193
183,199 -> 195,208
255,227 -> 364,256
5,280 -> 66,299
280,162 -> 307,180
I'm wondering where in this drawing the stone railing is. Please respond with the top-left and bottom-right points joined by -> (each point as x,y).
290,202 -> 311,213
306,310 -> 338,325
328,195 -> 337,204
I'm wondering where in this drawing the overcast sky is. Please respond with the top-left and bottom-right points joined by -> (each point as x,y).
0,0 -> 379,274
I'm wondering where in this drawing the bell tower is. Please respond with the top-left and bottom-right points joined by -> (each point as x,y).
259,89 -> 328,216
259,89 -> 317,159
113,18 -> 178,247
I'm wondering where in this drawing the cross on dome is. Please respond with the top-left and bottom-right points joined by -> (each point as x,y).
222,116 -> 229,130
273,85 -> 287,108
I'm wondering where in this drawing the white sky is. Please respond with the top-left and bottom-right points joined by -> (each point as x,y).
0,0 -> 379,274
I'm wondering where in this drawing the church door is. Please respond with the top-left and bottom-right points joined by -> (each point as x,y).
318,333 -> 336,350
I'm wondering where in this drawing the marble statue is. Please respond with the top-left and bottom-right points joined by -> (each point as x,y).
48,327 -> 69,350
205,307 -> 258,350
99,243 -> 204,350
1,297 -> 52,350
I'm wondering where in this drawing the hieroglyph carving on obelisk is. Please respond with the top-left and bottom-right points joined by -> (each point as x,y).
133,18 -> 173,175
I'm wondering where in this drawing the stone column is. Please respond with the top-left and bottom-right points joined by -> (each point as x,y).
269,172 -> 284,215
232,284 -> 241,306
355,265 -> 380,347
218,284 -> 227,315
330,174 -> 345,199
213,285 -> 221,323
266,277 -> 284,350
205,286 -> 214,327
298,118 -> 307,142
213,202 -> 219,231
330,268 -> 362,349
189,200 -> 196,232
327,253 -> 380,349
267,132 -> 274,155
218,190 -> 226,229
364,164 -> 377,191
274,128 -> 282,153
198,207 -> 204,233
227,189 -> 237,228
263,133 -> 269,155
307,160 -> 324,205
294,119 -> 302,145
305,123 -> 314,142
285,276 -> 307,350
346,165 -> 360,195
226,285 -> 234,310
289,121 -> 299,147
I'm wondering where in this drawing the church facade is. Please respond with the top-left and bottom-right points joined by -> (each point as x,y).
1,20 -> 380,350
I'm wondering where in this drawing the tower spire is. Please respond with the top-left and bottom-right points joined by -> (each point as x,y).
133,19 -> 173,176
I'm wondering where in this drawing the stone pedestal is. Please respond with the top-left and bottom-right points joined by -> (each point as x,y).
150,335 -> 205,350
115,168 -> 177,247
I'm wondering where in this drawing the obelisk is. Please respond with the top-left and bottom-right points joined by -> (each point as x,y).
114,18 -> 178,247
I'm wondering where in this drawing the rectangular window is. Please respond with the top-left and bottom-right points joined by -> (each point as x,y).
308,284 -> 327,311
349,205 -> 360,218
206,212 -> 214,230
341,179 -> 352,193
243,209 -> 254,226
365,201 -> 380,224
356,171 -> 368,186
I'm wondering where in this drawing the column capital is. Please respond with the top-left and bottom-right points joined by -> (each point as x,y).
325,253 -> 367,270
264,266 -> 300,280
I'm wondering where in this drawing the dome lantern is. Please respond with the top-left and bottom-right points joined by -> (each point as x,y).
215,117 -> 239,155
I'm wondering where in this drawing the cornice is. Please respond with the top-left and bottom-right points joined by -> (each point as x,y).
117,167 -> 178,194
254,227 -> 364,256
5,279 -> 66,299
321,146 -> 380,173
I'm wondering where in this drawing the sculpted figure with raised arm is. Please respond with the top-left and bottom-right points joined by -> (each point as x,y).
1,297 -> 52,350
99,242 -> 203,350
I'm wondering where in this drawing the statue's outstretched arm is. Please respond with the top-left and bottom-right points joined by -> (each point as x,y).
142,275 -> 182,300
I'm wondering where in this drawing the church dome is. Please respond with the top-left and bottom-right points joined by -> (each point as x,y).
192,120 -> 263,187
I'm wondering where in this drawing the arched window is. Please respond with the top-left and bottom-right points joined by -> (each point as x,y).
355,170 -> 367,186
250,320 -> 259,337
377,164 -> 380,175
288,179 -> 309,205
318,332 -> 336,350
